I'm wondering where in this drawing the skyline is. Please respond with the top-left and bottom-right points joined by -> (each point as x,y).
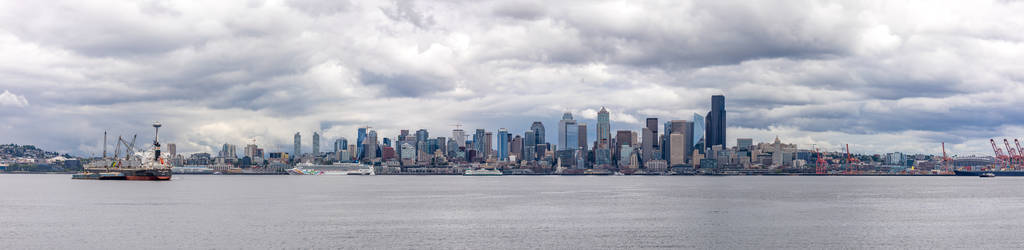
2,1 -> 1024,156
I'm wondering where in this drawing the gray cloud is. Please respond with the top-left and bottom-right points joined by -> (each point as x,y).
0,0 -> 1023,156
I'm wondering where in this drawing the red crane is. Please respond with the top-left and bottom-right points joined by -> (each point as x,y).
815,148 -> 828,175
1015,139 -> 1024,169
991,139 -> 1010,168
1005,139 -> 1020,167
844,144 -> 859,173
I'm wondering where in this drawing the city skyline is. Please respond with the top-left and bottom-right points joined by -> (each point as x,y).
2,1 -> 1024,157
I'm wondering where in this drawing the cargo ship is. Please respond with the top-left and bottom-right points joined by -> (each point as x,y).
73,122 -> 172,181
954,169 -> 1024,176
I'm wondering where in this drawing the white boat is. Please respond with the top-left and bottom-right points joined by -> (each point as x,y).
464,169 -> 502,176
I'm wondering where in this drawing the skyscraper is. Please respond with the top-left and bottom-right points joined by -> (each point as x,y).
706,95 -> 726,149
565,122 -> 579,150
167,143 -> 176,157
641,127 -> 654,161
597,107 -> 610,148
312,132 -> 320,156
366,129 -> 378,159
356,127 -> 367,160
693,113 -> 705,148
666,120 -> 693,165
473,129 -> 485,155
497,128 -> 510,161
452,128 -> 466,147
484,132 -> 493,160
558,112 -> 576,150
334,137 -> 348,152
293,132 -> 301,157
577,123 -> 587,151
646,118 -> 658,147
530,122 -> 545,145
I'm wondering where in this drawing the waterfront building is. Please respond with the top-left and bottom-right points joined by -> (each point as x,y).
597,107 -> 611,148
293,132 -> 301,158
312,132 -> 320,156
706,95 -> 726,149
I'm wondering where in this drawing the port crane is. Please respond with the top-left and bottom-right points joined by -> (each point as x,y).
1015,139 -> 1024,170
1005,139 -> 1021,167
814,147 -> 827,175
990,139 -> 1010,168
941,142 -> 951,172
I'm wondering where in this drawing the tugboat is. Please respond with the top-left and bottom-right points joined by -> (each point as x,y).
73,122 -> 172,181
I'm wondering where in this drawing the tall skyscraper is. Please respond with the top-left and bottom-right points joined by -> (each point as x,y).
366,129 -> 378,159
510,135 -> 523,161
293,132 -> 301,157
473,129 -> 485,154
452,128 -> 466,147
558,112 -> 576,151
497,128 -> 510,161
356,127 -> 367,160
565,122 -> 579,150
666,120 -> 693,165
646,118 -> 658,147
577,123 -> 587,151
484,132 -> 493,160
706,95 -> 726,149
597,107 -> 610,147
641,127 -> 654,161
530,122 -> 545,145
693,113 -> 705,148
312,132 -> 320,156
670,133 -> 685,166
334,137 -> 348,152
167,143 -> 176,157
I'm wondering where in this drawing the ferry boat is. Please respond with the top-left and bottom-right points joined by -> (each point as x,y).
73,122 -> 172,181
954,169 -> 1024,176
464,169 -> 502,176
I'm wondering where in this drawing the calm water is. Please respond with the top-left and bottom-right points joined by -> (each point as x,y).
2,174 -> 1023,249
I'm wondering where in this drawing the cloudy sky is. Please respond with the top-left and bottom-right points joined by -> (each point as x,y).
1,0 -> 1023,157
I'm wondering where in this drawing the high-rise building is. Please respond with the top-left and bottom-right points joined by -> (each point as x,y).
293,132 -> 301,157
737,138 -> 753,149
693,113 -> 705,150
646,118 -> 658,147
415,129 -> 429,143
565,122 -> 579,150
577,123 -> 587,151
670,133 -> 685,166
312,132 -> 320,156
558,112 -> 576,150
641,127 -> 654,161
167,143 -> 176,157
484,132 -> 493,160
597,107 -> 610,148
666,120 -> 694,165
334,137 -> 348,152
706,95 -> 726,149
614,130 -> 632,161
473,129 -> 485,156
365,129 -> 378,159
497,128 -> 510,161
530,122 -> 545,146
356,127 -> 367,160
452,128 -> 466,147
510,135 -> 523,161
399,130 -> 410,142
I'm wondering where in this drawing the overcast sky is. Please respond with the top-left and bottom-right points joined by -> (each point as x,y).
1,0 -> 1023,157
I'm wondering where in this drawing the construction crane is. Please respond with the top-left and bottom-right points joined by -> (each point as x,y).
991,139 -> 1010,168
1005,139 -> 1020,167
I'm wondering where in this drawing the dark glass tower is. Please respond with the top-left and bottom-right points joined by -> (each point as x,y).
705,95 -> 726,149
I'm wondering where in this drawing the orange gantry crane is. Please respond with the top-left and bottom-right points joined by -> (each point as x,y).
991,139 -> 1011,168
1005,139 -> 1021,168
815,148 -> 828,175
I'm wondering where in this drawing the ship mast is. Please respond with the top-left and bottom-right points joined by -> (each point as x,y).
153,121 -> 162,161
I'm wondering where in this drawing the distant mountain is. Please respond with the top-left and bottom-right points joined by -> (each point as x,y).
0,144 -> 69,159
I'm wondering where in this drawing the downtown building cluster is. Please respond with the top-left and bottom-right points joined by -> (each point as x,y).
155,94 -> 961,175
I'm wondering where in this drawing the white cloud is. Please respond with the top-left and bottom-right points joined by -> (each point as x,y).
0,90 -> 28,107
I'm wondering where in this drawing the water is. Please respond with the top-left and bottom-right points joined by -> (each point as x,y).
2,174 -> 1023,249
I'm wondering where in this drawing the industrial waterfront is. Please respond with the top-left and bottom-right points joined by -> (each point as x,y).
2,174 -> 1023,249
